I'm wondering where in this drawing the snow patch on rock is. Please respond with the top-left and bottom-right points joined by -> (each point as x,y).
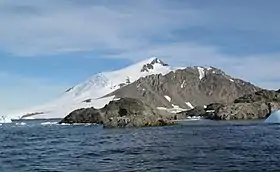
185,102 -> 194,109
157,104 -> 186,114
197,67 -> 205,80
181,81 -> 186,88
164,95 -> 172,102
171,104 -> 187,113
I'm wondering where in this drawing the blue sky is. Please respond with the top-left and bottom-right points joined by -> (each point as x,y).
1,0 -> 280,113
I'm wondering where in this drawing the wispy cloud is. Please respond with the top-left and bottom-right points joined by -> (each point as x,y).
0,0 -> 280,93
110,42 -> 280,89
0,0 -> 203,56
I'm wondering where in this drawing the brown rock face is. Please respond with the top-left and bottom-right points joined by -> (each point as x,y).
106,67 -> 260,110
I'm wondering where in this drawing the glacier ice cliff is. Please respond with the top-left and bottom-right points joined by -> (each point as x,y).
265,110 -> 280,123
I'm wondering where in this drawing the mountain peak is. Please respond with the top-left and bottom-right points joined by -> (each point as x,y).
149,57 -> 169,66
141,57 -> 169,72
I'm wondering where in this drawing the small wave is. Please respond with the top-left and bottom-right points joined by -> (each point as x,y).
41,122 -> 58,126
60,123 -> 98,126
186,116 -> 202,121
15,122 -> 26,126
59,123 -> 71,126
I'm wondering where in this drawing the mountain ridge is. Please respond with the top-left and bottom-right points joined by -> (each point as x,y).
2,57 -> 261,120
105,66 -> 260,113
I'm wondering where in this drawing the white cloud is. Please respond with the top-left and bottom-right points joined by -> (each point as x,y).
110,42 -> 280,89
0,0 -> 203,56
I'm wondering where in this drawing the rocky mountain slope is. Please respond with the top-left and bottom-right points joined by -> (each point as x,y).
106,66 -> 260,112
5,57 -> 261,120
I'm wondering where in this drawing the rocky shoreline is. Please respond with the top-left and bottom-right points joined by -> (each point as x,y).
60,89 -> 280,127
60,98 -> 176,128
180,89 -> 280,120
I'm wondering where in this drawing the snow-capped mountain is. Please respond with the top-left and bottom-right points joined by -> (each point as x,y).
3,57 -> 261,122
8,57 -> 173,120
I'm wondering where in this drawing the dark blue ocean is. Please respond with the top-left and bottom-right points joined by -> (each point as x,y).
1,119 -> 280,172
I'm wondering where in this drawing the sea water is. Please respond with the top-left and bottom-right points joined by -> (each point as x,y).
0,119 -> 280,172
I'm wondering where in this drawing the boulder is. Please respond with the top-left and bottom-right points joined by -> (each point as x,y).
60,98 -> 174,128
59,107 -> 103,124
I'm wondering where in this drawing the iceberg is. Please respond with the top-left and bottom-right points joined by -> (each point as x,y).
0,115 -> 12,123
264,110 -> 280,123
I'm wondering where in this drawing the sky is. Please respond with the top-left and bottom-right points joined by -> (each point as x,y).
1,0 -> 280,113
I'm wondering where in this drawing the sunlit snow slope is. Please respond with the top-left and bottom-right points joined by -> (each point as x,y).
10,58 -> 172,119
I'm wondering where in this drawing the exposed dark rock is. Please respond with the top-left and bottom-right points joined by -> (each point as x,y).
125,77 -> 131,84
141,64 -> 154,72
234,89 -> 280,103
141,58 -> 169,73
65,86 -> 74,93
118,83 -> 126,88
21,112 -> 44,119
60,98 -> 174,128
82,99 -> 92,103
59,107 -> 103,124
204,90 -> 280,120
178,89 -> 280,120
210,102 -> 280,120
101,98 -> 173,128
150,58 -> 169,66
205,103 -> 225,111
178,106 -> 206,117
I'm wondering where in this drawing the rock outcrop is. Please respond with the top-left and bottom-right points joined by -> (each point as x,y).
182,89 -> 280,120
60,107 -> 103,124
60,98 -> 174,128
